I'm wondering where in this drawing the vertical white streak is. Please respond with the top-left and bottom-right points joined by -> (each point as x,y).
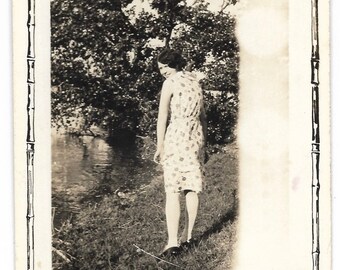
234,2 -> 289,269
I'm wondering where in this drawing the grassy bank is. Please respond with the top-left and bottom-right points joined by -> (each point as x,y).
53,143 -> 239,270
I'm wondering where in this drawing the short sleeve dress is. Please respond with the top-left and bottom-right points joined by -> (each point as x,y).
161,71 -> 205,193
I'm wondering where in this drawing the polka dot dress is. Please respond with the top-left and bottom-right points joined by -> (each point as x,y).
161,71 -> 205,193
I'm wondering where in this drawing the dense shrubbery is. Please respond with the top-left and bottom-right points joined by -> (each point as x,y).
205,91 -> 238,144
51,0 -> 239,144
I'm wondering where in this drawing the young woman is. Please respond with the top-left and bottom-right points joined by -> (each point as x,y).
153,48 -> 207,256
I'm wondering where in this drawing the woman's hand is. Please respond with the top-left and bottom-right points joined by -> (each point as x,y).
153,147 -> 164,164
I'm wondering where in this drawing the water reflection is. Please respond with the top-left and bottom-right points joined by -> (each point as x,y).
52,131 -> 157,226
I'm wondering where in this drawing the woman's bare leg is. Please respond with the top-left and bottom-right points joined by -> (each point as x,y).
184,191 -> 199,241
180,206 -> 189,243
165,192 -> 181,248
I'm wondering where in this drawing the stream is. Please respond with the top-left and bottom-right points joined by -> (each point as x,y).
52,131 -> 158,227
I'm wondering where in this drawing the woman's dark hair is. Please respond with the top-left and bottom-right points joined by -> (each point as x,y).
157,48 -> 187,71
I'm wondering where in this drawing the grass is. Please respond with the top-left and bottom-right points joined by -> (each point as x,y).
52,143 -> 239,270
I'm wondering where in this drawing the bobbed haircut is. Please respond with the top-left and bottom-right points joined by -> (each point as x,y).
157,48 -> 187,71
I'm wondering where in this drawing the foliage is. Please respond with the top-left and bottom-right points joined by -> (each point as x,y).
205,91 -> 238,144
51,0 -> 239,143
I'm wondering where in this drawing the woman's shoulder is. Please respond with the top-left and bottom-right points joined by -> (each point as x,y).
162,77 -> 174,89
163,72 -> 200,90
165,72 -> 181,83
161,77 -> 175,95
169,71 -> 198,82
162,73 -> 180,90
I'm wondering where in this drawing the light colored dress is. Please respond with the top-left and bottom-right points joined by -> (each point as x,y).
161,71 -> 205,193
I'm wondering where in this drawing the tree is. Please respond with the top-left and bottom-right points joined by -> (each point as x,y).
51,0 -> 239,144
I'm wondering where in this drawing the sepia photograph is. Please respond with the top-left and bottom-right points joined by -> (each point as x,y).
51,1 -> 239,269
12,0 -> 332,269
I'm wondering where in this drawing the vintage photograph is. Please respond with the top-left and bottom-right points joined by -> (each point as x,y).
12,0 -> 332,269
51,0 -> 240,269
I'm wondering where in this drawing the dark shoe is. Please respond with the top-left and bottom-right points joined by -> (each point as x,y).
158,246 -> 181,258
180,238 -> 194,250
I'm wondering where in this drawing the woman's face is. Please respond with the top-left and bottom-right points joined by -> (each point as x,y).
158,62 -> 177,78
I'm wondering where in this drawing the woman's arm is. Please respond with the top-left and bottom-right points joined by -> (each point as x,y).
154,81 -> 172,163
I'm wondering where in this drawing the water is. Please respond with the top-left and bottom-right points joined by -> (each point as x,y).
52,132 -> 158,227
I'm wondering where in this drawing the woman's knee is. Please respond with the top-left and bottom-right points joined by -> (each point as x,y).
166,192 -> 180,201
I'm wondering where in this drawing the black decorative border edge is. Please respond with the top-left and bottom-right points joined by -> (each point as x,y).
311,0 -> 320,269
26,0 -> 35,269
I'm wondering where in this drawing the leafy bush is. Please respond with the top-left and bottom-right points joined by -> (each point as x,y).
205,91 -> 238,144
51,0 -> 239,144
